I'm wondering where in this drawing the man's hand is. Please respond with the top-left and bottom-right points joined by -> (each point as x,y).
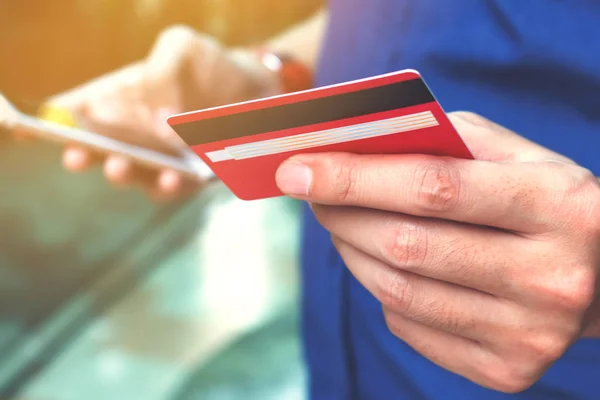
275,112 -> 600,393
47,26 -> 281,200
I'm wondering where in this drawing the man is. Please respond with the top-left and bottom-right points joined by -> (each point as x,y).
45,2 -> 600,398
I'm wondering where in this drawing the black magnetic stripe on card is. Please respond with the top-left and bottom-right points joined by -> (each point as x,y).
175,78 -> 435,146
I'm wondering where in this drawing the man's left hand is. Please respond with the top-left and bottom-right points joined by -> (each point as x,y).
275,112 -> 600,393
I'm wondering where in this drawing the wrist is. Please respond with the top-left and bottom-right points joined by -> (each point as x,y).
254,48 -> 314,94
227,48 -> 283,99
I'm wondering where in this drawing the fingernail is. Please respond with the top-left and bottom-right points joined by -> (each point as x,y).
104,156 -> 130,184
159,170 -> 181,193
64,148 -> 86,168
276,161 -> 312,196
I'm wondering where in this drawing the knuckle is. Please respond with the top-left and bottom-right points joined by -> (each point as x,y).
376,271 -> 414,312
383,221 -> 429,268
480,357 -> 543,394
483,338 -> 563,393
483,365 -> 535,394
565,267 -> 597,311
413,159 -> 462,214
329,155 -> 362,203
449,111 -> 494,129
543,266 -> 597,312
157,25 -> 198,44
154,25 -> 216,61
561,167 -> 600,233
579,172 -> 600,233
517,332 -> 570,365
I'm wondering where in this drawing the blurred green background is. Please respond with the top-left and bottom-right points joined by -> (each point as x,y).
0,1 -> 322,399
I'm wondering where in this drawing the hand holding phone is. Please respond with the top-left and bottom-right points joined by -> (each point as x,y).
0,93 -> 206,181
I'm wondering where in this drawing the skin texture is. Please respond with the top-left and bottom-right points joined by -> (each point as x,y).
47,26 -> 281,201
39,10 -> 327,201
275,112 -> 600,393
17,16 -> 599,392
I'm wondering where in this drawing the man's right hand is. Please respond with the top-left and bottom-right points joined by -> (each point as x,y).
47,26 -> 282,201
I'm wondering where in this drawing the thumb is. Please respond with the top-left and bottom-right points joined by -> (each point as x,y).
143,26 -> 220,110
449,112 -> 573,164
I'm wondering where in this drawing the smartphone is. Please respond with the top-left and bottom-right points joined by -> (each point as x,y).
0,94 -> 208,180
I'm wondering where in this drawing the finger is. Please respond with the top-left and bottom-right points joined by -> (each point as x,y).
104,155 -> 138,186
158,169 -> 183,194
104,157 -> 196,201
383,310 -> 519,393
447,112 -> 572,164
314,205 -> 523,296
332,236 -> 510,342
12,127 -> 33,141
82,95 -> 146,130
104,155 -> 170,190
146,26 -> 197,80
277,153 -> 570,233
155,169 -> 196,201
143,26 -> 216,110
63,146 -> 99,172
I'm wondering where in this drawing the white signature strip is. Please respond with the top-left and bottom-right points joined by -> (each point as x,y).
233,112 -> 433,152
206,111 -> 438,163
232,115 -> 433,157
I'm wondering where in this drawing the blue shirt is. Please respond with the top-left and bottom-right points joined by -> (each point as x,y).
300,1 -> 600,399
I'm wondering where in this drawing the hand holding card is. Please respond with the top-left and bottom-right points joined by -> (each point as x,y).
168,70 -> 473,200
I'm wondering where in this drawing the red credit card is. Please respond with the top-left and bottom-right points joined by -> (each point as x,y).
168,69 -> 473,201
